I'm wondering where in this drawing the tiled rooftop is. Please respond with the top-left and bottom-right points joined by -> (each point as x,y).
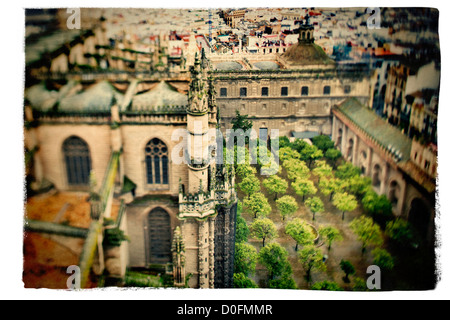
131,81 -> 188,111
335,98 -> 412,161
58,81 -> 124,112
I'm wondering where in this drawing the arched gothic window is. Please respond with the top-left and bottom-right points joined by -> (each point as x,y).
63,136 -> 91,186
145,138 -> 169,185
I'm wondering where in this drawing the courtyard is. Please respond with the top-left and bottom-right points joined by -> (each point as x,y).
233,136 -> 436,290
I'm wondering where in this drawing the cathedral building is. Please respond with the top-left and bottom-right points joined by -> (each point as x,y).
25,47 -> 237,288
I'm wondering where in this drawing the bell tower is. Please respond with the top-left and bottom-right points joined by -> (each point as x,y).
298,14 -> 314,44
176,50 -> 217,288
186,50 -> 211,194
175,50 -> 238,288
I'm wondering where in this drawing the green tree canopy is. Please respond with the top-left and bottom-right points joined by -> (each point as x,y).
235,210 -> 250,243
234,242 -> 258,276
385,218 -> 414,247
345,175 -> 373,199
349,216 -> 384,253
258,242 -> 291,280
353,277 -> 369,291
324,148 -> 342,168
292,178 -> 317,201
276,195 -> 299,221
285,218 -> 315,251
250,218 -> 278,247
279,146 -> 301,163
319,226 -> 343,251
311,280 -> 343,291
263,175 -> 288,200
233,273 -> 258,288
305,196 -> 325,221
291,139 -> 309,153
244,192 -> 272,219
231,109 -> 253,131
300,144 -> 324,168
238,174 -> 260,198
298,245 -> 327,284
335,162 -> 361,180
229,143 -> 249,166
260,158 -> 281,176
235,163 -> 256,179
312,160 -> 333,183
279,136 -> 292,149
283,158 -> 310,181
372,248 -> 395,270
268,273 -> 297,289
340,260 -> 356,283
362,190 -> 394,226
231,110 -> 253,145
312,135 -> 335,152
332,192 -> 358,221
250,142 -> 274,167
319,177 -> 346,201
237,199 -> 243,213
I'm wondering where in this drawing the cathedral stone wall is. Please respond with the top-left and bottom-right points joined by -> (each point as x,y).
34,124 -> 112,190
120,124 -> 188,197
31,120 -> 193,197
126,201 -> 179,268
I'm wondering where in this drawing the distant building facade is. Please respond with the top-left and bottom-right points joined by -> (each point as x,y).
383,60 -> 440,143
223,9 -> 247,28
210,20 -> 371,139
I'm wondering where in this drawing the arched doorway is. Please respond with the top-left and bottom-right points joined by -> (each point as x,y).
147,208 -> 171,265
62,136 -> 91,186
360,150 -> 367,174
372,164 -> 381,188
409,198 -> 431,239
336,128 -> 343,148
347,139 -> 354,161
388,180 -> 400,208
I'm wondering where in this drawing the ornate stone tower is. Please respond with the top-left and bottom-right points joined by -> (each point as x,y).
174,51 -> 237,288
